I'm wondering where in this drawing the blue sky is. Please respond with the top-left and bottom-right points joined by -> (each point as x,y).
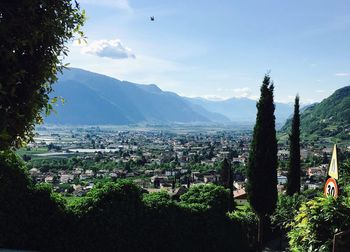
66,0 -> 350,104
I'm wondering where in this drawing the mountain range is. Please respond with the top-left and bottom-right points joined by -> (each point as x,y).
46,68 -> 293,126
281,86 -> 350,141
186,97 -> 293,124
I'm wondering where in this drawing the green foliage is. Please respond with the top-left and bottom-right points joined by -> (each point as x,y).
58,183 -> 74,194
302,188 -> 322,200
26,155 -> 121,173
70,180 -> 146,251
1,150 -> 249,251
288,195 -> 350,252
0,150 -> 32,193
180,183 -> 231,214
233,163 -> 247,177
247,74 -> 278,217
271,194 -> 305,234
219,158 -> 234,211
0,0 -> 85,149
75,180 -> 143,215
0,151 -> 70,251
287,95 -> 301,195
281,86 -> 350,141
29,157 -> 74,172
71,182 -> 248,251
339,158 -> 350,188
143,190 -> 173,208
229,205 -> 259,251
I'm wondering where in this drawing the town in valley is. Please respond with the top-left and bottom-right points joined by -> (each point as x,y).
19,125 -> 348,202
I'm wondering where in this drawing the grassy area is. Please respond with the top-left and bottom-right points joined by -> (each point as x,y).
29,154 -> 77,161
236,200 -> 249,210
277,132 -> 289,144
16,146 -> 81,161
16,147 -> 48,156
65,195 -> 86,207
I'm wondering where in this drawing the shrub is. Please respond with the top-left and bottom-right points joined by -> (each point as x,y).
288,195 -> 350,252
229,205 -> 258,251
0,151 -> 69,251
271,194 -> 305,234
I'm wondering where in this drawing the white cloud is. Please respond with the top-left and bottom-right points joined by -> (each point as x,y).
335,72 -> 349,77
67,51 -> 188,90
81,39 -> 136,60
212,87 -> 258,100
231,87 -> 252,98
276,95 -> 321,105
214,87 -> 253,98
249,95 -> 259,100
201,95 -> 227,101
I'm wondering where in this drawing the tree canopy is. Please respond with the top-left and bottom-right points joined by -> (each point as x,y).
219,158 -> 234,211
247,74 -> 278,248
247,74 -> 278,217
180,183 -> 231,214
286,95 -> 301,196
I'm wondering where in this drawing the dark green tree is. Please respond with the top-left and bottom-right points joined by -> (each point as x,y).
0,0 -> 85,150
322,152 -> 329,165
219,158 -> 234,211
247,74 -> 278,249
180,184 -> 231,214
286,95 -> 301,196
0,151 -> 69,251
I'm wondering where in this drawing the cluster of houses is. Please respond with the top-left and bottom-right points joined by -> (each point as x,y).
25,127 -> 343,198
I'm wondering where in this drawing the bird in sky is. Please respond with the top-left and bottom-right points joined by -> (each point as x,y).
150,16 -> 155,21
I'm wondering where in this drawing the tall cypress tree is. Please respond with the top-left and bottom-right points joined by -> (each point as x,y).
219,158 -> 234,211
247,74 -> 278,249
286,95 -> 301,195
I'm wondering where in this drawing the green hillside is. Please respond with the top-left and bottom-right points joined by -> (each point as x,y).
281,86 -> 350,142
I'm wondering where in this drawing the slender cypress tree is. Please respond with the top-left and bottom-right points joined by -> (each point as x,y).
220,158 -> 234,211
286,95 -> 301,195
247,74 -> 278,249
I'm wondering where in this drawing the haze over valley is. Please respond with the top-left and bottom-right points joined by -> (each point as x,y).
47,68 -> 294,127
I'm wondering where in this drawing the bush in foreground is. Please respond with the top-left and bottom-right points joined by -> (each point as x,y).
288,188 -> 350,251
1,152 -> 248,251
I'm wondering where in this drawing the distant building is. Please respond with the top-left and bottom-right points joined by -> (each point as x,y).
151,175 -> 168,188
29,168 -> 40,176
232,156 -> 246,164
277,175 -> 287,185
234,188 -> 247,204
305,183 -> 321,190
60,174 -> 75,183
203,175 -> 218,184
44,176 -> 54,183
233,181 -> 245,190
170,186 -> 188,200
308,165 -> 327,177
165,170 -> 176,176
191,171 -> 201,181
277,184 -> 285,193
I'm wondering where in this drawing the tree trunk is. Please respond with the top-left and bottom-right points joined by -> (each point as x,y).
258,215 -> 264,251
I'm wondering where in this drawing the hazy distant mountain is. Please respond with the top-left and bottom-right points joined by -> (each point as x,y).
186,97 -> 293,124
46,68 -> 230,125
46,68 -> 295,126
281,86 -> 350,140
